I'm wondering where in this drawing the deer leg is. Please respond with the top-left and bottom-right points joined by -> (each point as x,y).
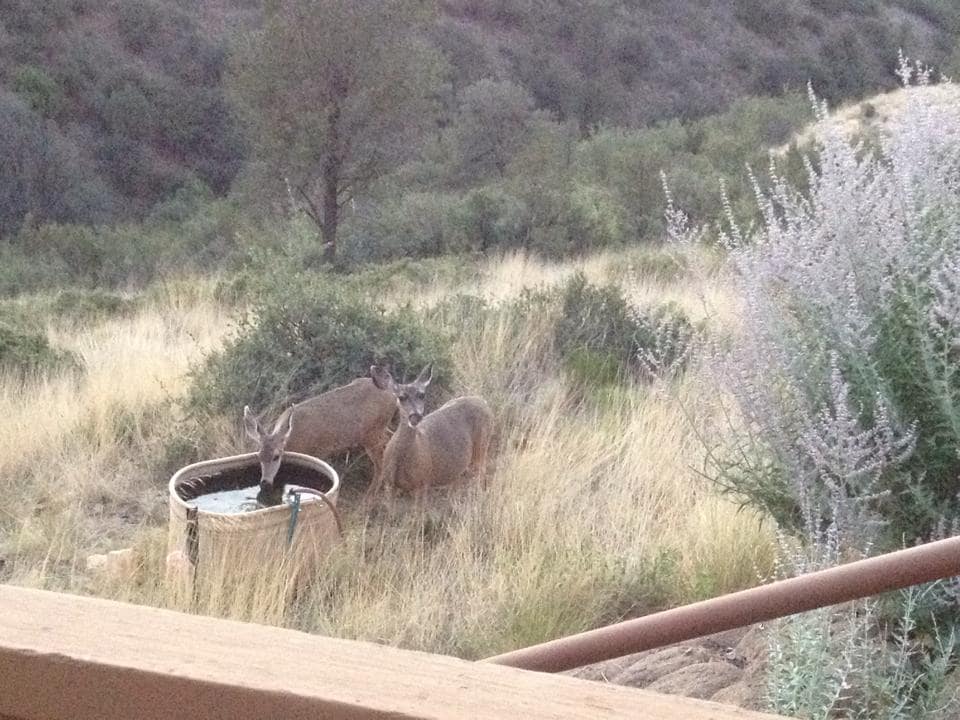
362,470 -> 381,507
413,484 -> 429,515
469,432 -> 491,479
361,431 -> 390,505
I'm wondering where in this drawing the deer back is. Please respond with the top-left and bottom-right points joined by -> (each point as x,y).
285,378 -> 396,456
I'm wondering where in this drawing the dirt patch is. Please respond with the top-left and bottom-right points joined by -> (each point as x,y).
568,625 -> 770,712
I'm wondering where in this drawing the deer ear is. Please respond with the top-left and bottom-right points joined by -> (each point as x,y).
276,407 -> 295,445
416,363 -> 433,386
370,365 -> 394,391
243,405 -> 262,442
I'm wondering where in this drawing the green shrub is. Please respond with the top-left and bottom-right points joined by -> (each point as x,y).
116,1 -> 164,53
554,274 -> 638,372
607,246 -> 689,283
187,277 -> 452,420
459,185 -> 527,252
0,313 -> 79,376
734,0 -> 797,39
45,289 -> 139,323
342,192 -> 468,264
12,65 -> 64,117
552,274 -> 696,385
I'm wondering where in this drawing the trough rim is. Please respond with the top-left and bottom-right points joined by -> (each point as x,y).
168,451 -> 340,520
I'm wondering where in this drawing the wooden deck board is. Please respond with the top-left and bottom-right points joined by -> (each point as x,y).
0,585 -> 786,720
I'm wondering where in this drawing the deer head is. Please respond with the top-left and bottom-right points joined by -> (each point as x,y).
243,405 -> 294,490
370,364 -> 432,427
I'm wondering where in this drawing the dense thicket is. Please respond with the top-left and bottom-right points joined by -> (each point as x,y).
0,0 -> 248,233
1,0 -> 959,263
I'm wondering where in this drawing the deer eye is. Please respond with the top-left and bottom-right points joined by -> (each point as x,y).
273,454 -> 280,462
416,391 -> 425,399
398,393 -> 408,401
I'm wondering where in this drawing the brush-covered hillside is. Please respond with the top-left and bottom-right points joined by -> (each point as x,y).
1,0 -> 959,236
3,1 -> 960,716
437,0 -> 958,127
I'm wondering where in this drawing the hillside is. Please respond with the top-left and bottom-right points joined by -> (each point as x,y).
0,0 -> 958,234
0,0 -> 253,234
437,0 -> 957,128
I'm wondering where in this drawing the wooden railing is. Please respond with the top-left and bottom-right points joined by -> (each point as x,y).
0,585 -> 783,720
485,536 -> 960,672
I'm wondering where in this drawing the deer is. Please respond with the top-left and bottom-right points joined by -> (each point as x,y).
369,364 -> 494,503
243,368 -> 411,497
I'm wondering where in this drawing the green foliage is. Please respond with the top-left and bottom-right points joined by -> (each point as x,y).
866,277 -> 960,537
459,185 -> 527,252
1,0 -> 954,242
554,275 -> 638,373
187,276 -> 452,419
0,309 -> 79,375
767,584 -> 959,720
229,0 -> 446,258
45,289 -> 139,323
342,192 -> 469,263
0,0 -> 244,231
116,1 -> 163,53
552,274 -> 696,385
12,65 -> 64,116
0,91 -> 116,235
444,79 -> 546,184
605,246 -> 690,284
893,0 -> 960,32
735,0 -> 798,39
0,194 -> 252,296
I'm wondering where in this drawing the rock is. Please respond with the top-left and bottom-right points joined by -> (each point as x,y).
645,661 -> 744,700
611,645 -> 715,687
711,666 -> 770,711
105,548 -> 137,580
164,550 -> 193,589
733,626 -> 769,666
87,548 -> 138,582
568,654 -> 641,683
697,627 -> 752,651
566,623 -> 772,713
85,554 -> 108,571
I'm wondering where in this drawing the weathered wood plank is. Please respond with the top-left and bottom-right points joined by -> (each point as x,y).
0,585 -> 785,720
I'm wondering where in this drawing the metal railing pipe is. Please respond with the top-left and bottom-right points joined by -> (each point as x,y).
484,536 -> 960,673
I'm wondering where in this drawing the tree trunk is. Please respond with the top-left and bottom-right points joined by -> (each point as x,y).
321,159 -> 339,263
321,101 -> 342,263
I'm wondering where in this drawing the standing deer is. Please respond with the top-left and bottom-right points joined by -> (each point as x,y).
369,364 -> 493,502
243,368 -> 408,493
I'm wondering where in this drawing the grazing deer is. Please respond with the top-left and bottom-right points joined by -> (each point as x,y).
370,364 -> 493,502
243,369 -> 405,492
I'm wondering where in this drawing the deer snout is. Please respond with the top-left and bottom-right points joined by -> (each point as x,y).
258,457 -> 282,490
407,412 -> 423,427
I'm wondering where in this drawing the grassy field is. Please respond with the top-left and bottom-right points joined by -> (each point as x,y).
0,246 -> 773,658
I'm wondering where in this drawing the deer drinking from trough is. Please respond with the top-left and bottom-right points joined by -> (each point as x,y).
370,364 -> 493,502
243,369 -> 407,498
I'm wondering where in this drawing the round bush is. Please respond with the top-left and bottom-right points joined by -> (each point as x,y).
0,315 -> 80,376
187,278 -> 452,420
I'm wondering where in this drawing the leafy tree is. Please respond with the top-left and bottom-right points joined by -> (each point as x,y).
230,0 -> 446,261
446,79 -> 546,183
0,91 -> 114,235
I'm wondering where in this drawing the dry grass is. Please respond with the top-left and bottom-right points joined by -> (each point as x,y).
0,248 -> 773,658
0,281 -> 233,585
773,83 -> 960,155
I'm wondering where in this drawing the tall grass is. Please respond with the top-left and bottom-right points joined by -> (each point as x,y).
0,249 -> 772,658
0,281 -> 233,584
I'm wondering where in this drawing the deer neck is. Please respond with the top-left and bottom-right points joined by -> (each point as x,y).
393,418 -> 421,450
380,418 -> 421,490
